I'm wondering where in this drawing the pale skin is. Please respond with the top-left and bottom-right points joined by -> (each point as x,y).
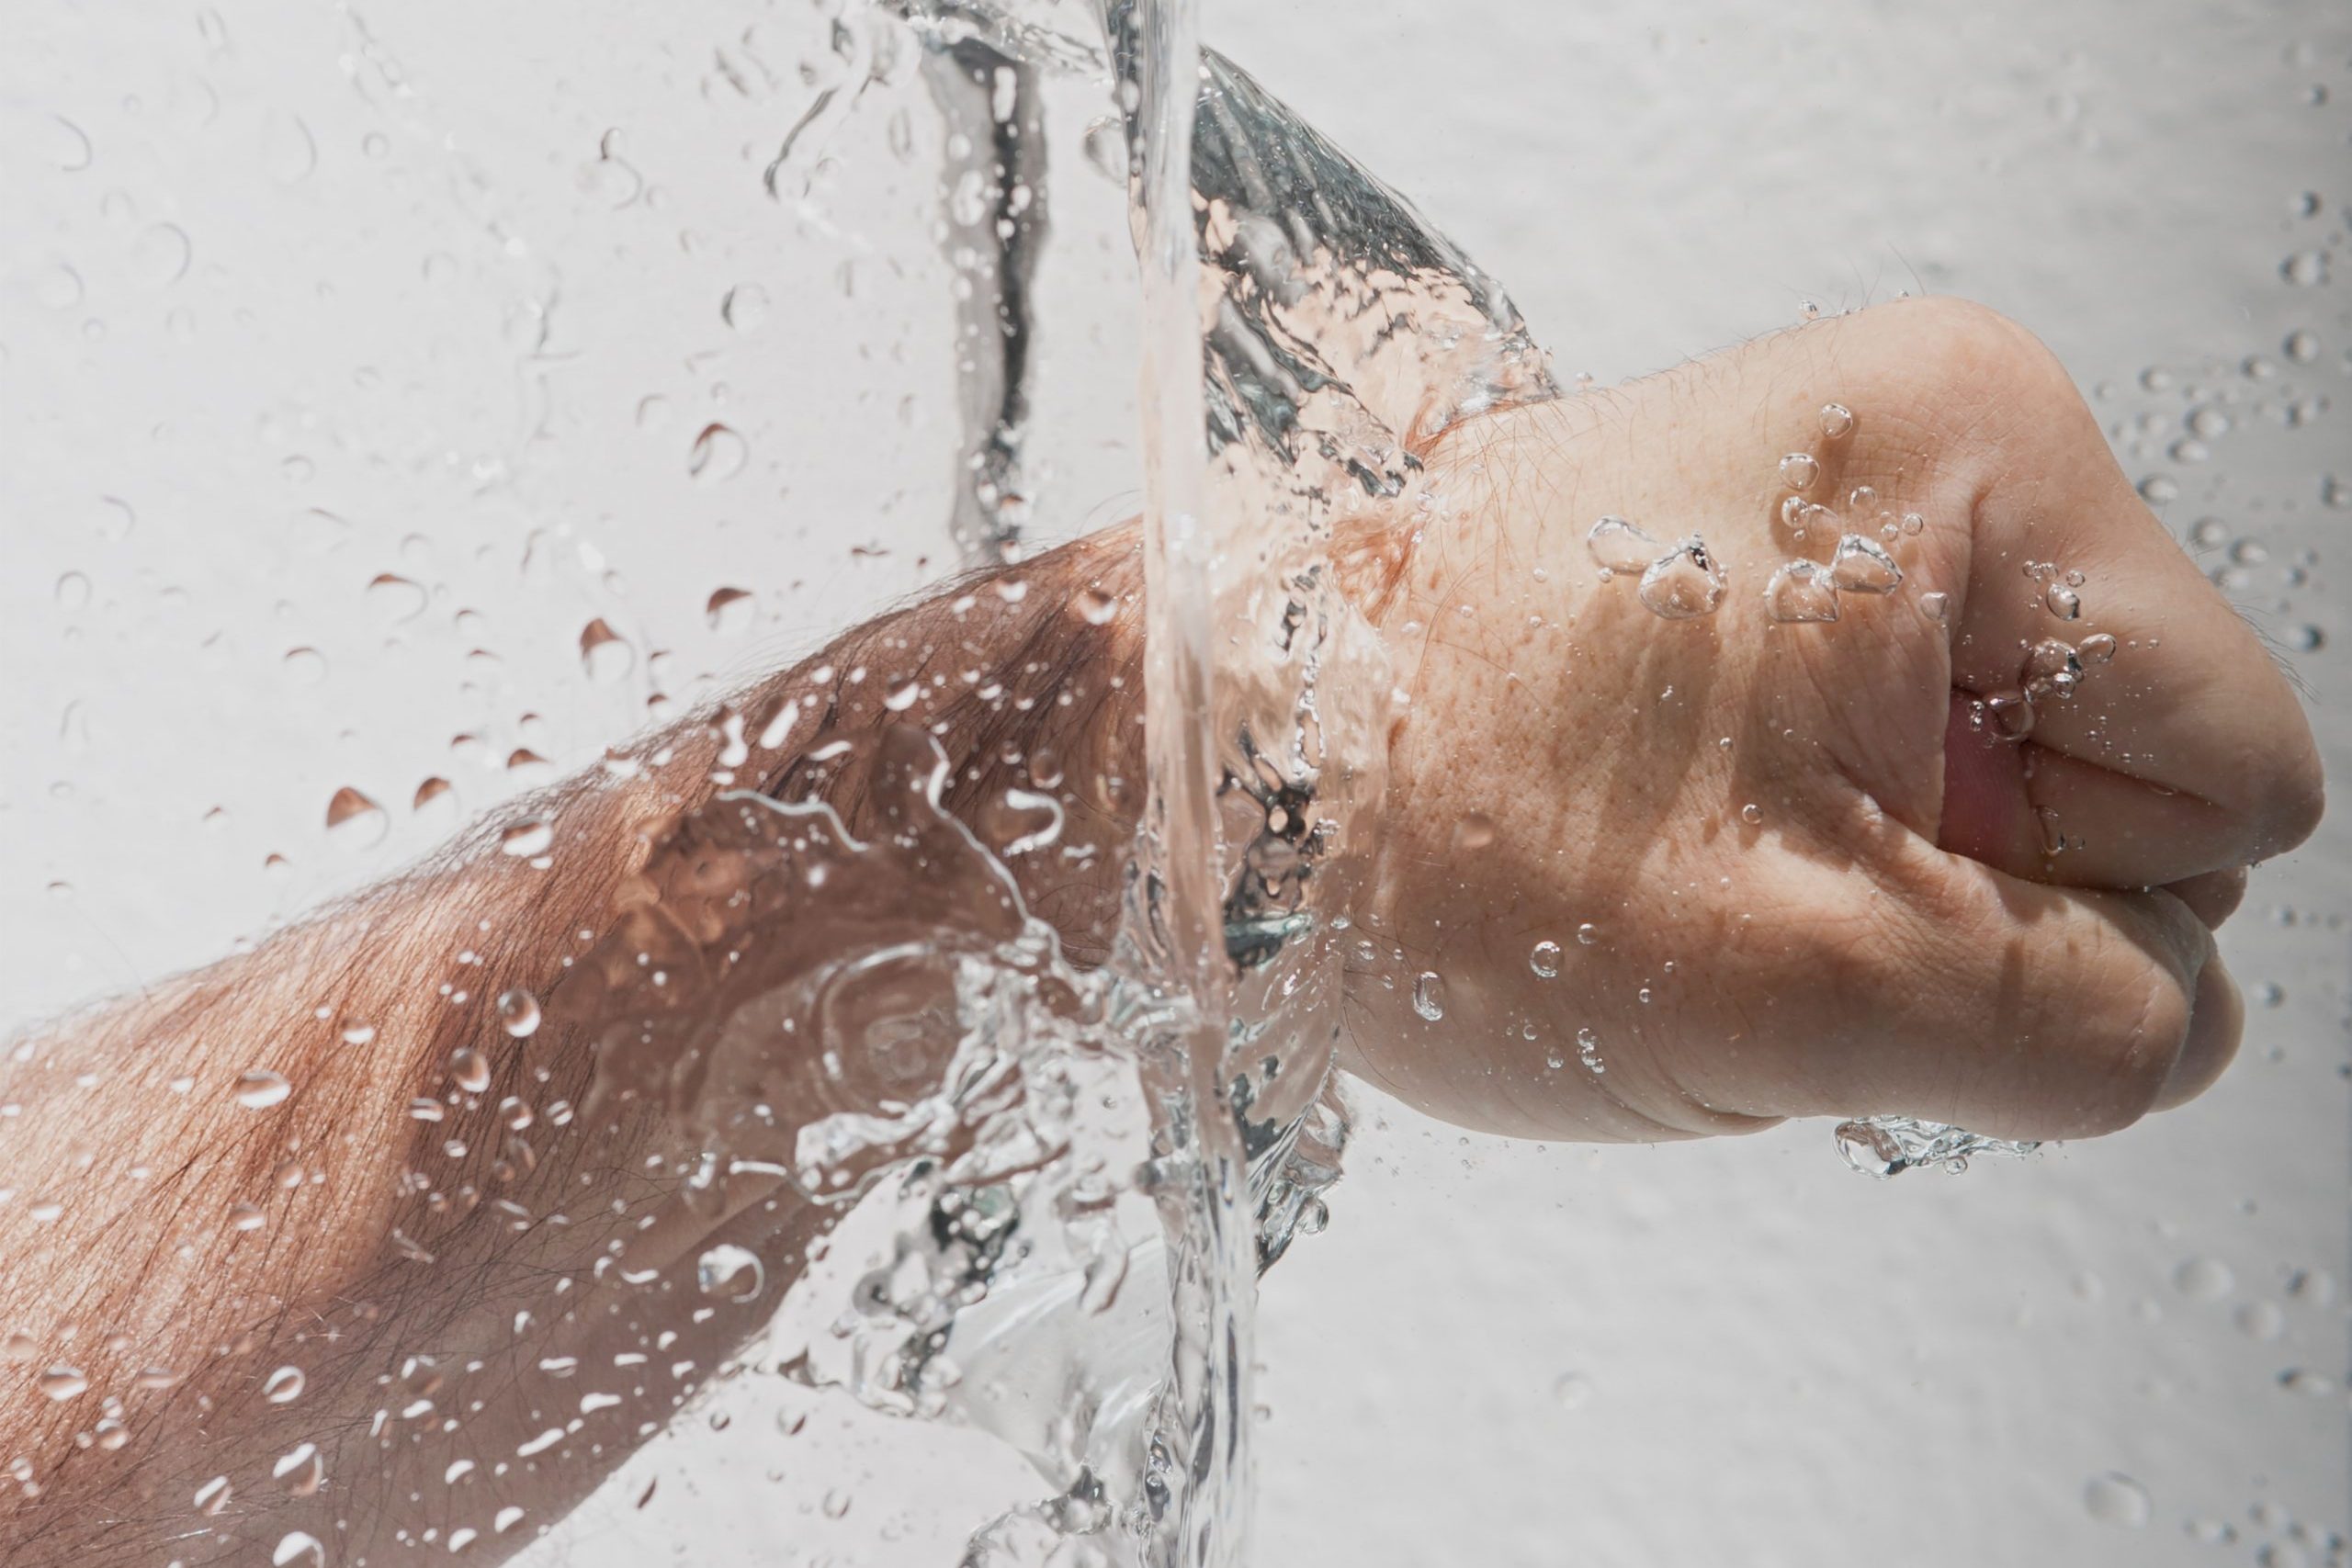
0,299 -> 2322,1562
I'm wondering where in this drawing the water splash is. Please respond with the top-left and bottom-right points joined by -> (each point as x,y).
1833,1116 -> 2041,1179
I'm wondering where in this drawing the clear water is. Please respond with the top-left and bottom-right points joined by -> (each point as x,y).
3,0 -> 2341,1562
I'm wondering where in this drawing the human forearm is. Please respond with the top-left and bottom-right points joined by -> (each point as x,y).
0,525 -> 1143,1562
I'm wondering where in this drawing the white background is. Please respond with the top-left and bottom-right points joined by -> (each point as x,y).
3,0 -> 2345,1562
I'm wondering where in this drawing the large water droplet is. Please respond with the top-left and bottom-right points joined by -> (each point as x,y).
448,1047 -> 492,1095
1828,535 -> 1902,594
1636,539 -> 1726,619
264,1365 -> 306,1404
1779,453 -> 1821,491
235,1069 -> 292,1111
365,572 -> 427,622
194,1474 -> 233,1516
324,785 -> 388,849
1529,941 -> 1562,979
1550,1371 -> 1594,1409
1586,515 -> 1658,574
1763,559 -> 1839,623
497,988 -> 543,1038
580,618 -> 634,683
706,586 -> 755,634
1411,971 -> 1447,1021
697,1243 -> 765,1302
37,1366 -> 87,1402
1819,403 -> 1854,439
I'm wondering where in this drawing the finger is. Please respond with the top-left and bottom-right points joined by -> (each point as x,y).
1942,314 -> 2322,881
1804,842 -> 2236,1141
2164,866 -> 2249,931
1937,693 -> 2249,887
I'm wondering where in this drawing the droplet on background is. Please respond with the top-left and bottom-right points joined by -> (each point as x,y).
1550,1371 -> 1594,1409
1779,453 -> 1821,491
37,1366 -> 87,1402
2083,1472 -> 2150,1528
2171,1256 -> 2234,1301
706,586 -> 755,634
687,423 -> 749,484
366,572 -> 428,622
263,1365 -> 306,1404
1819,403 -> 1854,439
282,646 -> 327,684
54,571 -> 93,612
1529,941 -> 1562,979
324,786 -> 387,849
580,618 -> 634,683
719,283 -> 769,332
273,1528 -> 325,1565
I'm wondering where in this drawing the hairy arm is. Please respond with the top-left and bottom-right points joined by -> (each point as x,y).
0,527 -> 1143,1564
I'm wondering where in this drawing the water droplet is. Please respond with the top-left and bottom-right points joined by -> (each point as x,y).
2283,328 -> 2320,364
37,1366 -> 86,1402
687,423 -> 748,484
323,785 -> 387,850
413,776 -> 455,814
2277,1367 -> 2338,1398
495,1506 -> 526,1534
1739,803 -> 1764,826
365,572 -> 427,623
1899,512 -> 1925,537
264,1365 -> 306,1404
500,818 -> 553,858
235,1070 -> 292,1111
1779,453 -> 1821,491
2138,474 -> 2179,505
1411,972 -> 1447,1021
1637,539 -> 1726,619
1081,114 -> 1127,182
497,988 -> 542,1039
719,283 -> 769,333
273,1528 -> 325,1566
1574,1027 -> 1604,1075
1074,587 -> 1120,626
2284,624 -> 2324,653
131,222 -> 193,288
1984,690 -> 2035,741
1763,559 -> 1839,623
1819,403 -> 1853,439
2083,1472 -> 2150,1528
697,1243 -> 765,1302
449,1047 -> 492,1095
1550,1371 -> 1594,1409
1848,484 -> 1879,513
2280,250 -> 2328,286
229,1201 -> 266,1233
884,678 -> 922,712
54,570 -> 94,613
2235,1300 -> 2287,1339
2172,1257 -> 2234,1301
706,586 -> 755,634
1828,535 -> 1902,594
1529,941 -> 1562,979
822,1488 -> 854,1520
2076,632 -> 2118,664
580,618 -> 633,683
1586,515 -> 1659,573
194,1474 -> 233,1516
1917,590 -> 1950,624
1576,923 -> 1600,946
2044,582 -> 2082,620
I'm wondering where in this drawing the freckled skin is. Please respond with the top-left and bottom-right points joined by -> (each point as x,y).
1336,299 -> 2321,1145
